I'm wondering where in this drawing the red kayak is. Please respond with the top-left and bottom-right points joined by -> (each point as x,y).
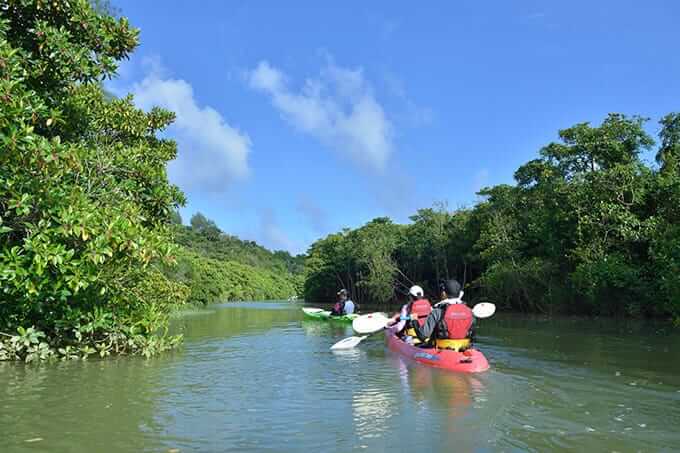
384,326 -> 489,373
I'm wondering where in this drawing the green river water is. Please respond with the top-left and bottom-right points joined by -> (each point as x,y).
1,301 -> 679,452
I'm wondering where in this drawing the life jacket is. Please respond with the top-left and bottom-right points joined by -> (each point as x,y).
403,299 -> 432,339
331,301 -> 345,316
410,299 -> 432,327
438,303 -> 473,340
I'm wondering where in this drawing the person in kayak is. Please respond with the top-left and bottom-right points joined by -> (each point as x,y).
330,289 -> 355,316
409,279 -> 474,351
386,285 -> 432,343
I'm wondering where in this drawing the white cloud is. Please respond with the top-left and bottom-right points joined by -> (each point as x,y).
130,58 -> 251,191
247,60 -> 393,172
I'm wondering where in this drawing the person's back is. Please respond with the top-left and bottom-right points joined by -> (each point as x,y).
410,298 -> 432,325
401,298 -> 432,345
386,286 -> 431,343
436,303 -> 473,344
411,279 -> 474,351
343,299 -> 355,314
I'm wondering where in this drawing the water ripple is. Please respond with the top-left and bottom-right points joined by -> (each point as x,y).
1,305 -> 679,453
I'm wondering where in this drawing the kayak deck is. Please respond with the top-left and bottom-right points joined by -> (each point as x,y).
302,307 -> 358,322
384,326 -> 489,373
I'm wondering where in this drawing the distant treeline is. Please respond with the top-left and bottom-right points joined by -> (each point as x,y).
304,113 -> 680,322
169,212 -> 304,305
174,212 -> 304,275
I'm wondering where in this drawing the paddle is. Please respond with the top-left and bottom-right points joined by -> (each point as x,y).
331,303 -> 496,350
302,307 -> 325,314
352,312 -> 390,334
472,302 -> 496,319
330,312 -> 389,350
330,335 -> 370,350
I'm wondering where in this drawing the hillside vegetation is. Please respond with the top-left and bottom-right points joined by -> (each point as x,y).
169,213 -> 303,306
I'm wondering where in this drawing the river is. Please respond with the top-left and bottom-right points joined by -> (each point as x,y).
1,301 -> 679,452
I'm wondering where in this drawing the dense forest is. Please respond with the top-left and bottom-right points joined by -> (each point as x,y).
174,212 -> 304,276
169,212 -> 303,306
0,1 -> 299,362
304,113 -> 680,322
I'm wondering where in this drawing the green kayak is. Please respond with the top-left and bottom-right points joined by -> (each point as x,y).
302,307 -> 358,322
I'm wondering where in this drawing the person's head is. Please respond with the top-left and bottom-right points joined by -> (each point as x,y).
439,279 -> 462,300
337,289 -> 348,301
408,285 -> 424,301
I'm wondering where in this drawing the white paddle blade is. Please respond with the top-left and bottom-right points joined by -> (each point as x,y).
330,336 -> 367,350
302,307 -> 324,314
352,313 -> 389,334
472,302 -> 496,318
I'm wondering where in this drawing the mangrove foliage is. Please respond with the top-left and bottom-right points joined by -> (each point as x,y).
304,113 -> 680,322
0,0 -> 300,362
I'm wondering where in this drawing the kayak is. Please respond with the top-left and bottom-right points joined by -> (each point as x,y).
302,307 -> 358,322
384,326 -> 489,373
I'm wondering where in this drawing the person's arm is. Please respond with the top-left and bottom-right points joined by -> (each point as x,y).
386,312 -> 400,326
386,304 -> 409,327
411,308 -> 442,341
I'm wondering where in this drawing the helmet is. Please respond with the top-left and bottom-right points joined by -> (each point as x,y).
408,285 -> 424,298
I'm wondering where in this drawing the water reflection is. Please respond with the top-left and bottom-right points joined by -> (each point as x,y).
172,302 -> 294,340
2,304 -> 680,453
352,387 -> 397,441
388,354 -> 486,420
330,348 -> 363,366
0,357 -> 171,452
300,320 -> 350,338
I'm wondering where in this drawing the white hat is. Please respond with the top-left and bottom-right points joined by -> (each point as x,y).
408,285 -> 424,298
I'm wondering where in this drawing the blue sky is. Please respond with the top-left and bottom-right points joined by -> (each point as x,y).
110,0 -> 680,254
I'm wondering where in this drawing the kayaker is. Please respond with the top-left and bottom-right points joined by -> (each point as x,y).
387,285 -> 432,344
343,290 -> 355,315
386,285 -> 432,343
331,289 -> 355,316
409,279 -> 474,351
